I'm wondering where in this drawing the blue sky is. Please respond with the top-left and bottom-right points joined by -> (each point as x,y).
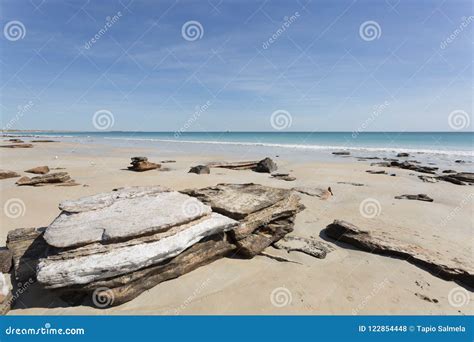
0,0 -> 472,131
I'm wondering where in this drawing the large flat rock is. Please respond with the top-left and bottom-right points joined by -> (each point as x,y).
182,183 -> 291,220
325,220 -> 473,288
44,187 -> 212,248
37,213 -> 237,288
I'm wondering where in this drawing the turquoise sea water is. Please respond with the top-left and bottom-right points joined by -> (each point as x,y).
8,131 -> 473,155
5,132 -> 473,169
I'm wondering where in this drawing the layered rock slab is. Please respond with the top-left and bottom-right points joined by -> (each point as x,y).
325,220 -> 473,288
44,186 -> 212,248
37,213 -> 237,288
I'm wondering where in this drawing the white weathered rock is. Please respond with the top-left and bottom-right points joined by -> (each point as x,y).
37,213 -> 237,288
44,187 -> 212,248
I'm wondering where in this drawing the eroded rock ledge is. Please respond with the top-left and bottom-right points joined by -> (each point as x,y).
325,220 -> 473,288
6,183 -> 306,308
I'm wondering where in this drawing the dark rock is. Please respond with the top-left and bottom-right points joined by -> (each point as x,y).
128,157 -> 160,172
31,140 -> 56,143
254,157 -> 277,173
438,172 -> 474,186
366,170 -> 386,174
325,220 -> 473,287
188,165 -> 210,174
395,194 -> 433,202
418,175 -> 438,183
337,182 -> 365,186
396,153 -> 409,157
455,160 -> 465,164
332,151 -> 350,156
442,170 -> 456,174
160,160 -> 176,163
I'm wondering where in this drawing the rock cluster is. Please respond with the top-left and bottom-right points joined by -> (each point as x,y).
128,157 -> 160,172
371,161 -> 438,174
6,184 -> 304,308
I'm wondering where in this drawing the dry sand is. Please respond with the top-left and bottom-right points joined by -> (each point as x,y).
1,140 -> 472,315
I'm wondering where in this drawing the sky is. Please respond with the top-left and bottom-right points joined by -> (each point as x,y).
0,0 -> 472,132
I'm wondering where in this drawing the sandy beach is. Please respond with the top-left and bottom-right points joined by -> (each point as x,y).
1,138 -> 472,315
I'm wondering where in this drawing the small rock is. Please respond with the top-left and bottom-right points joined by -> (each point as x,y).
128,157 -> 160,172
415,293 -> 438,303
395,194 -> 433,202
442,170 -> 456,174
418,175 -> 438,183
396,153 -> 409,157
0,144 -> 33,148
254,157 -> 277,173
337,182 -> 365,186
366,170 -> 386,174
25,166 -> 50,175
455,160 -> 465,164
189,165 -> 210,174
160,160 -> 176,163
332,151 -> 350,156
16,172 -> 72,186
0,170 -> 20,180
31,140 -> 56,143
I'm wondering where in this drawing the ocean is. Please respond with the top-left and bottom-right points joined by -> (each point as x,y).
6,131 -> 474,168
